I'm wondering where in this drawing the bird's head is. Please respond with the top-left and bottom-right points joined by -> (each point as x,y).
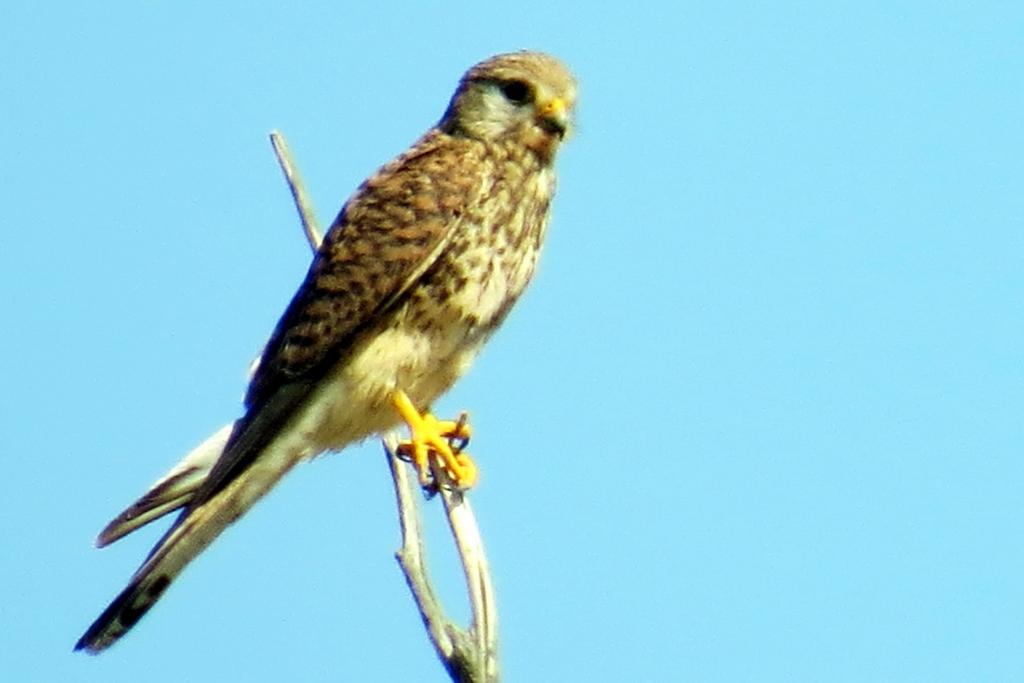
440,51 -> 577,163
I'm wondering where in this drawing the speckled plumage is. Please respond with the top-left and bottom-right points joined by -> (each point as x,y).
77,51 -> 576,653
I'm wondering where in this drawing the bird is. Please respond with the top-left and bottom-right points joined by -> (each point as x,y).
75,50 -> 577,653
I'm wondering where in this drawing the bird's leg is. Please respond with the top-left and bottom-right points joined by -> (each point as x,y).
392,390 -> 477,490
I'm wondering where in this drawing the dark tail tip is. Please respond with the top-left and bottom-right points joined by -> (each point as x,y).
75,574 -> 172,654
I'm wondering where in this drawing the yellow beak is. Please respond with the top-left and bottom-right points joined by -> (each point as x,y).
538,97 -> 570,136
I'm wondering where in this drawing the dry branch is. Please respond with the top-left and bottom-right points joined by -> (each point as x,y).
384,434 -> 499,682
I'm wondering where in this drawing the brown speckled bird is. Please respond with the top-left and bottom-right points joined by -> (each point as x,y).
75,51 -> 576,653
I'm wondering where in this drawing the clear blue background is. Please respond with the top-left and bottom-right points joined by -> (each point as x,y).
3,2 -> 1021,681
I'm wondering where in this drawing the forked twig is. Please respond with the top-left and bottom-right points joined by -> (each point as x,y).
384,435 -> 499,682
268,132 -> 499,682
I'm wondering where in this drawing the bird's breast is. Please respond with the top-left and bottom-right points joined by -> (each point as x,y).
300,156 -> 555,450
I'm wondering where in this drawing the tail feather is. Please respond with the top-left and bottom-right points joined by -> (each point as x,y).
96,424 -> 232,547
75,432 -> 302,653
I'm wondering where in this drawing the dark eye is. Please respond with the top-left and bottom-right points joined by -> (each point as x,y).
499,79 -> 533,104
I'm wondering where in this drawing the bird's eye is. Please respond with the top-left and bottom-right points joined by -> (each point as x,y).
499,79 -> 533,104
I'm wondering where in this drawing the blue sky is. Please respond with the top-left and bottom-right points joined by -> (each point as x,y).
3,2 -> 1021,681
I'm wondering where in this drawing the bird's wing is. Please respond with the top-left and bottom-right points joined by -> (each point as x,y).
92,133 -> 482,547
190,131 -> 481,509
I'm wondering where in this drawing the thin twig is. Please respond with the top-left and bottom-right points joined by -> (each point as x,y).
269,130 -> 323,250
270,132 -> 499,681
435,466 -> 498,679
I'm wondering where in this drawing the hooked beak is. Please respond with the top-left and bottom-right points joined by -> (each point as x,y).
537,97 -> 570,138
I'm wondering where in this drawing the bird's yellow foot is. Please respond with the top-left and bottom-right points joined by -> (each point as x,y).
392,390 -> 477,489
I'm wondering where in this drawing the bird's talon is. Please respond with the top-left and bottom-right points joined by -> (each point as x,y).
444,451 -> 478,489
448,412 -> 471,452
394,444 -> 413,463
391,390 -> 479,490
